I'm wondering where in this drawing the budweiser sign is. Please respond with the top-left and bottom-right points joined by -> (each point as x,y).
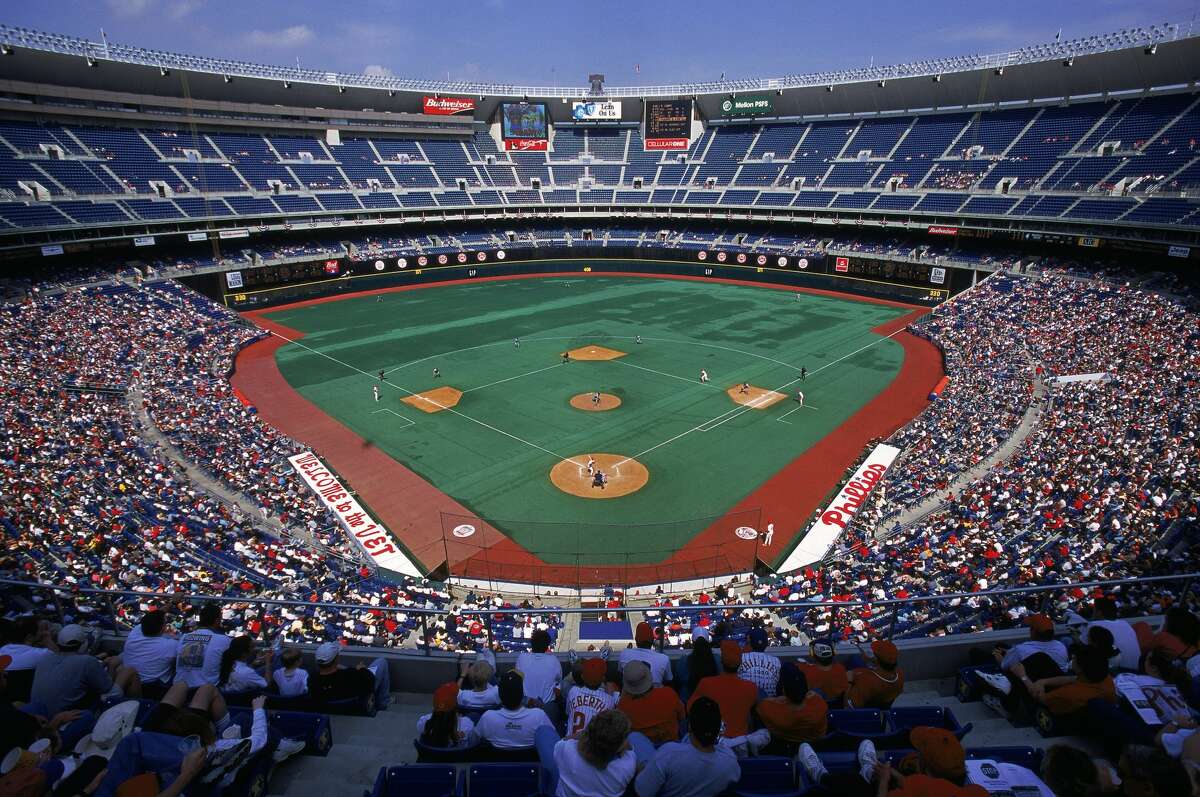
927,225 -> 959,236
778,443 -> 900,572
422,95 -> 476,115
288,451 -> 420,576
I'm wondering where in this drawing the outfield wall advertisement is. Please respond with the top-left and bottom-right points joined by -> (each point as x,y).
778,443 -> 900,572
422,96 -> 476,116
720,95 -> 774,117
572,100 -> 622,121
288,450 -> 421,577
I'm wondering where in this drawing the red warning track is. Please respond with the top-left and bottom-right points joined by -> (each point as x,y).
233,271 -> 943,587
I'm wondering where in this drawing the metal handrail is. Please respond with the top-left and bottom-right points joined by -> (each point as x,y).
0,23 -> 1189,99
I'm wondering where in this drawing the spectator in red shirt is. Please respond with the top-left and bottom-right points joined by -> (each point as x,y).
615,661 -> 684,745
798,640 -> 848,707
846,640 -> 905,709
687,641 -> 760,745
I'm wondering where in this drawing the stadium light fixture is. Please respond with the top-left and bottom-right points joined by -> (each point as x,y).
932,74 -> 941,82
159,66 -> 169,77
994,67 -> 1004,75
85,55 -> 96,67
877,80 -> 886,87
1,44 -> 13,55
282,80 -> 290,88
223,74 -> 232,82
1064,55 -> 1075,66
1145,42 -> 1157,54
826,85 -> 833,92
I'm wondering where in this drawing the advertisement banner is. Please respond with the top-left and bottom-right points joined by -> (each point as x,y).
40,244 -> 64,256
224,271 -> 244,289
720,95 -> 773,116
778,443 -> 900,572
323,259 -> 340,275
1168,245 -> 1191,259
218,229 -> 249,240
422,95 -> 476,115
505,138 -> 549,151
834,256 -> 850,273
133,235 -> 156,247
187,232 -> 208,242
927,225 -> 958,236
572,100 -> 622,121
288,451 -> 420,576
644,137 -> 690,151
930,267 -> 946,285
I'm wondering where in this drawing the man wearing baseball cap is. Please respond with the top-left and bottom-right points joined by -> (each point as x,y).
879,726 -> 988,796
473,670 -> 553,750
634,696 -> 740,797
799,640 -> 848,706
737,626 -> 781,696
31,625 -> 137,718
618,622 -> 672,688
565,657 -> 616,736
687,640 -> 759,740
311,641 -> 391,711
616,661 -> 684,744
756,663 -> 828,750
846,639 -> 905,709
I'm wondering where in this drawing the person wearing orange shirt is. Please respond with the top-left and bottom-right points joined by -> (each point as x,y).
688,641 -> 760,740
798,640 -> 848,706
1020,645 -> 1117,717
880,726 -> 989,797
756,663 -> 828,754
846,640 -> 905,709
615,660 -> 684,744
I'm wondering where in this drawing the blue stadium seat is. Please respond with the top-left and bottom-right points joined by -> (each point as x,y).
368,764 -> 458,797
462,763 -> 540,797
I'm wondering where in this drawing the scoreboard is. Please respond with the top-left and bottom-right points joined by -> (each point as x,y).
644,99 -> 692,151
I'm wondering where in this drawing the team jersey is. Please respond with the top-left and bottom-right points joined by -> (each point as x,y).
566,684 -> 617,736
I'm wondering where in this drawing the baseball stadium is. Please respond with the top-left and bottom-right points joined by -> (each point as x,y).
0,3 -> 1197,795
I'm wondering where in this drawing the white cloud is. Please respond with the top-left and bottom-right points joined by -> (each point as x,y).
930,21 -> 1024,46
243,25 -> 315,49
106,0 -> 155,16
363,64 -> 395,77
167,0 -> 204,19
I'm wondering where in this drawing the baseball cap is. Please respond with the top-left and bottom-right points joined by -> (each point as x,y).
498,670 -> 524,705
811,640 -> 835,663
691,625 -> 711,641
622,661 -> 652,696
314,641 -> 341,664
432,682 -> 459,712
871,639 -> 899,667
748,627 -> 769,651
634,622 -> 653,643
57,624 -> 87,649
911,726 -> 967,780
75,700 -> 139,760
1025,614 -> 1054,635
720,639 -> 742,669
581,657 -> 607,688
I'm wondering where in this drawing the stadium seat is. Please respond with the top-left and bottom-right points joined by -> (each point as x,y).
461,763 -> 540,797
732,756 -> 803,796
367,764 -> 458,797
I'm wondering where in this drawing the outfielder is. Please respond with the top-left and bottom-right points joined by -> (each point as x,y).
699,369 -> 709,383
372,385 -> 380,402
433,367 -> 441,379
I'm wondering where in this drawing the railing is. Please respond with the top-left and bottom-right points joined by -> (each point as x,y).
0,23 -> 1189,99
2,572 -> 1194,656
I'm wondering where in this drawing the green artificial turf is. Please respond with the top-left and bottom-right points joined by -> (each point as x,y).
267,271 -> 908,564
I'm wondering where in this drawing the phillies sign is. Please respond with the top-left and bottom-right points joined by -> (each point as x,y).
422,95 -> 476,115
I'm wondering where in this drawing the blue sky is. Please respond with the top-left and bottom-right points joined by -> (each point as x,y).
5,0 -> 1196,86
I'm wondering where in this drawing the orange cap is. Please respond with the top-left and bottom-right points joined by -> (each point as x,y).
432,682 -> 459,712
635,622 -> 654,643
720,639 -> 742,669
871,639 -> 899,666
910,726 -> 966,780
1025,614 -> 1054,635
581,657 -> 607,688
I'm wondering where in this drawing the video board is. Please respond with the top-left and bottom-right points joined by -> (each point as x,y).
501,102 -> 549,150
643,99 -> 692,151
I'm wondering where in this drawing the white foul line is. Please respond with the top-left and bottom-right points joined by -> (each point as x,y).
463,362 -> 564,393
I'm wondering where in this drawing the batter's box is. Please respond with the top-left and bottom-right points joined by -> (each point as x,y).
566,344 -> 627,361
371,408 -> 416,429
725,385 -> 788,409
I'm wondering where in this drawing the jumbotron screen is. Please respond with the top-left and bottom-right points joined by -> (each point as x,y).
501,102 -> 549,140
644,99 -> 692,139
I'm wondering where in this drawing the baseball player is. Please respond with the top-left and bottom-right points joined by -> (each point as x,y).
586,456 -> 596,476
794,390 -> 804,407
378,369 -> 386,382
739,382 -> 750,394
377,294 -> 383,303
796,293 -> 802,302
763,523 -> 775,547
592,470 -> 605,490
592,391 -> 601,407
800,367 -> 807,381
514,338 -> 520,348
635,335 -> 643,345
433,367 -> 441,379
562,351 -> 571,365
372,385 -> 380,402
699,369 -> 709,383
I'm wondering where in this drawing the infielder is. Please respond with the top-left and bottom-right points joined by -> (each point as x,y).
562,351 -> 571,365
592,391 -> 601,407
514,338 -> 520,348
372,385 -> 380,402
795,390 -> 804,407
800,367 -> 807,381
433,367 -> 441,379
699,369 -> 710,383
635,335 -> 643,345
739,382 -> 750,394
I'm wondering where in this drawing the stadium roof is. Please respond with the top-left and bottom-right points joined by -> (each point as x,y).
0,21 -> 1193,99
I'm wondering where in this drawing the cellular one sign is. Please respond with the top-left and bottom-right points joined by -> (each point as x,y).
778,443 -> 900,572
288,451 -> 420,576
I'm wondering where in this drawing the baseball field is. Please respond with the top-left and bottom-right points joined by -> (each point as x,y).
233,266 -> 942,584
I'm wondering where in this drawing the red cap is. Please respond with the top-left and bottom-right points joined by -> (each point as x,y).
581,657 -> 607,688
1024,614 -> 1054,635
911,726 -> 967,780
635,622 -> 653,643
720,639 -> 743,669
433,682 -> 459,712
871,639 -> 899,667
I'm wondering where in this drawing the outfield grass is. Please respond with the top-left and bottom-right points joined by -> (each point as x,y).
266,272 -> 908,564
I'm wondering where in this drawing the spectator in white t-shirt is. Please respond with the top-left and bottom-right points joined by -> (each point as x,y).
175,604 -> 232,688
0,617 -> 57,672
418,682 -> 476,749
1067,598 -> 1141,672
270,648 -> 309,697
618,623 -> 672,688
218,636 -> 270,693
458,659 -> 500,713
121,611 -> 179,698
738,627 -> 781,696
566,657 -> 617,737
517,629 -> 564,725
473,670 -> 553,750
536,709 -> 637,797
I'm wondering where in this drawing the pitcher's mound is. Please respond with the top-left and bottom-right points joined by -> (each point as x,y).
550,453 -> 649,498
567,344 -> 627,361
570,392 -> 622,412
402,386 -> 462,414
726,385 -> 788,409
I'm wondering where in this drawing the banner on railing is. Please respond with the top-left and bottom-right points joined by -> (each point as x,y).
778,443 -> 900,573
287,451 -> 421,577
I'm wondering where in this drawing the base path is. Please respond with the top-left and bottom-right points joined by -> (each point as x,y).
550,453 -> 649,498
726,385 -> 788,409
570,393 -> 622,412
